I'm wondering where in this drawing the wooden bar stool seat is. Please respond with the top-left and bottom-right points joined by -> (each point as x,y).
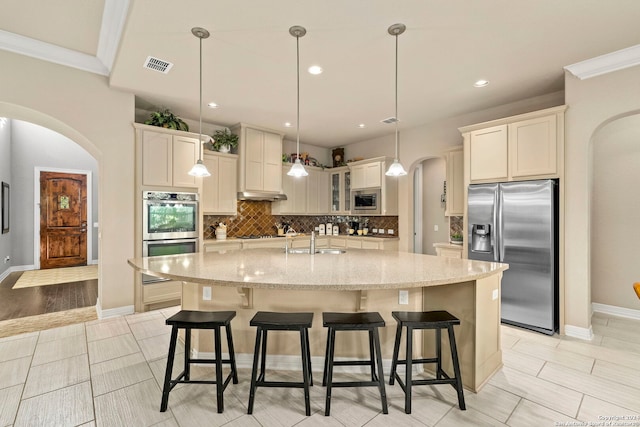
389,310 -> 465,414
160,310 -> 238,414
322,311 -> 388,416
247,311 -> 314,416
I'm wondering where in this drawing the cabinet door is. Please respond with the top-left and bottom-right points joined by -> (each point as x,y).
343,171 -> 351,212
469,125 -> 508,182
142,131 -> 172,186
307,169 -> 319,214
509,115 -> 557,178
244,128 -> 264,191
273,167 -> 293,214
364,162 -> 382,187
217,156 -> 238,213
201,155 -> 220,213
445,149 -> 464,216
263,131 -> 283,192
172,135 -> 198,187
351,165 -> 365,189
292,174 -> 307,213
346,239 -> 362,249
317,170 -> 330,214
361,240 -> 379,250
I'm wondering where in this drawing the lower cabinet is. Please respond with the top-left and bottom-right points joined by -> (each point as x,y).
142,281 -> 182,309
434,243 -> 463,259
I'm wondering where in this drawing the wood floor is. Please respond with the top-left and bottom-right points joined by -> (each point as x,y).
0,271 -> 98,321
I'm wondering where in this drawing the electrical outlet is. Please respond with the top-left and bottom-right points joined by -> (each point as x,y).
378,229 -> 385,234
399,290 -> 409,305
203,286 -> 212,300
372,228 -> 378,234
434,225 -> 439,232
492,289 -> 499,300
387,229 -> 394,235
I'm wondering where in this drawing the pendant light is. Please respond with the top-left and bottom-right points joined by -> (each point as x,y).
287,25 -> 309,177
385,23 -> 407,177
188,27 -> 211,177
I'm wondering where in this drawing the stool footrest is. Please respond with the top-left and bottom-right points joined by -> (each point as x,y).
331,360 -> 374,367
329,380 -> 381,388
256,380 -> 309,388
394,357 -> 438,365
188,358 -> 235,365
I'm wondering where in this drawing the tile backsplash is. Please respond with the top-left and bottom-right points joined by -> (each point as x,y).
203,201 -> 398,239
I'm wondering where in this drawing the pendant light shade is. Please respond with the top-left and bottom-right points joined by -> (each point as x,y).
385,23 -> 407,177
188,27 -> 211,178
287,25 -> 308,178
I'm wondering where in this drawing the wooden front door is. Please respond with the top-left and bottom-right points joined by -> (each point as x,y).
39,172 -> 87,269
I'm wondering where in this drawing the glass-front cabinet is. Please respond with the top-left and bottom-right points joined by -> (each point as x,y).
330,166 -> 351,214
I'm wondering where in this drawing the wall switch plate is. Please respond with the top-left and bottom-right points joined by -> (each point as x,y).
387,229 -> 394,235
399,290 -> 409,305
203,286 -> 212,300
492,289 -> 499,300
434,224 -> 439,232
372,228 -> 378,233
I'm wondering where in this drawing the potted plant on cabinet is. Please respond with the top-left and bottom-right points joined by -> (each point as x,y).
450,232 -> 463,245
209,128 -> 239,153
143,108 -> 189,131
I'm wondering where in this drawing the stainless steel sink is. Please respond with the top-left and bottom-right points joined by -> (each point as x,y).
286,248 -> 346,254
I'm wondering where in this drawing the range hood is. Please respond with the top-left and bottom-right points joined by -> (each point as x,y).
237,191 -> 288,201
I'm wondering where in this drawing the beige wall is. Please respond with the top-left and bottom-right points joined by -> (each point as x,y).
421,157 -> 447,255
591,114 -> 640,309
0,50 -> 135,312
564,65 -> 640,332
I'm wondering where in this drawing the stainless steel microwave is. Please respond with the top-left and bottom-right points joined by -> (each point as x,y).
351,188 -> 381,214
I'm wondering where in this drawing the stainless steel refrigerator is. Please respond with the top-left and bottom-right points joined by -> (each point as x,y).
467,179 -> 558,335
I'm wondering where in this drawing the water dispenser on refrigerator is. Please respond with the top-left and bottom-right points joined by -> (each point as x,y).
470,224 -> 492,254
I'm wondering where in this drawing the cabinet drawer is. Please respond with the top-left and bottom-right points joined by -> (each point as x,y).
142,281 -> 181,304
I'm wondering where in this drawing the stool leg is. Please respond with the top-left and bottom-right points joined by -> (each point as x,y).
214,326 -> 224,413
372,327 -> 388,414
160,325 -> 179,412
259,329 -> 268,382
300,328 -> 311,416
304,327 -> 313,386
368,329 -> 376,382
184,328 -> 191,381
404,326 -> 413,414
247,327 -> 263,414
324,327 -> 336,416
322,328 -> 331,386
389,322 -> 402,386
436,328 -> 442,379
448,325 -> 466,410
225,323 -> 239,384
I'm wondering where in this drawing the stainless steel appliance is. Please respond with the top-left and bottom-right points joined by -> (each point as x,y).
351,188 -> 381,214
467,179 -> 558,335
142,191 -> 199,284
142,191 -> 198,240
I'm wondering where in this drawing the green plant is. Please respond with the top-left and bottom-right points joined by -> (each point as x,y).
451,232 -> 463,241
144,108 -> 189,131
211,129 -> 239,151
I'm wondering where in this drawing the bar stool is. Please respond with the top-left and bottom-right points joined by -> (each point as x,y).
247,311 -> 314,416
160,310 -> 238,413
322,312 -> 388,416
389,310 -> 465,414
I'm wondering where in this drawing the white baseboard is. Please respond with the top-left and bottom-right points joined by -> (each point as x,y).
96,299 -> 134,319
592,302 -> 640,320
564,324 -> 594,341
0,264 -> 35,282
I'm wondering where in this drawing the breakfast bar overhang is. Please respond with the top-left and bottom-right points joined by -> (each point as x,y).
128,248 -> 508,392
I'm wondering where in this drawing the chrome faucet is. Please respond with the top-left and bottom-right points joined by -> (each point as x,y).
310,231 -> 316,254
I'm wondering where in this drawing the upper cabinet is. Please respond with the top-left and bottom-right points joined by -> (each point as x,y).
348,157 -> 398,215
445,148 -> 464,216
330,166 -> 351,214
232,123 -> 284,194
272,165 -> 329,215
201,152 -> 238,215
351,162 -> 382,189
460,106 -> 566,184
135,124 -> 199,189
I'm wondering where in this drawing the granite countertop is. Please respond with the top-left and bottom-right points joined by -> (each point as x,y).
203,234 -> 399,244
128,248 -> 507,291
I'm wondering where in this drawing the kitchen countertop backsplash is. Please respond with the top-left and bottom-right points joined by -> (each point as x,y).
203,200 -> 399,239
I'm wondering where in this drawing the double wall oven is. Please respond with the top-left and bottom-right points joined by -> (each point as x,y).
142,191 -> 199,283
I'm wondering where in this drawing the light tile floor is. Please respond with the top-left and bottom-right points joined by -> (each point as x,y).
1,308 -> 640,426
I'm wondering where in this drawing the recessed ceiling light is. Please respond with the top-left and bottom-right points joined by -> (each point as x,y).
358,123 -> 366,128
308,65 -> 323,75
473,79 -> 489,88
207,102 -> 219,108
284,122 -> 292,127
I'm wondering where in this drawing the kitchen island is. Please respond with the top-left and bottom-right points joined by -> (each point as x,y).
128,248 -> 508,391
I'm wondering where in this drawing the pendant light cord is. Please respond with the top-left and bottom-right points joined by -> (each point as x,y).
394,31 -> 399,160
198,34 -> 203,162
296,33 -> 300,158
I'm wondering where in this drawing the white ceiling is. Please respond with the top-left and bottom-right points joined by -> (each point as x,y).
2,0 -> 640,147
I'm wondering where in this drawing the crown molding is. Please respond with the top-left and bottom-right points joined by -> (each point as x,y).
564,43 -> 640,80
0,0 -> 129,76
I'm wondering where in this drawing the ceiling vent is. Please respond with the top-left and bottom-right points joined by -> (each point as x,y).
143,56 -> 173,74
381,117 -> 398,124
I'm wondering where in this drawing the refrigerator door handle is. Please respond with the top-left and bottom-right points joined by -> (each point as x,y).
496,188 -> 503,262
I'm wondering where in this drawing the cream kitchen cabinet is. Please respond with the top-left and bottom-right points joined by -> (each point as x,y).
232,123 -> 284,194
137,125 -> 200,188
272,165 -> 329,215
330,167 -> 351,214
350,161 -> 382,189
201,152 -> 238,215
306,168 -> 330,214
434,243 -> 463,259
461,106 -> 566,184
445,148 -> 464,216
